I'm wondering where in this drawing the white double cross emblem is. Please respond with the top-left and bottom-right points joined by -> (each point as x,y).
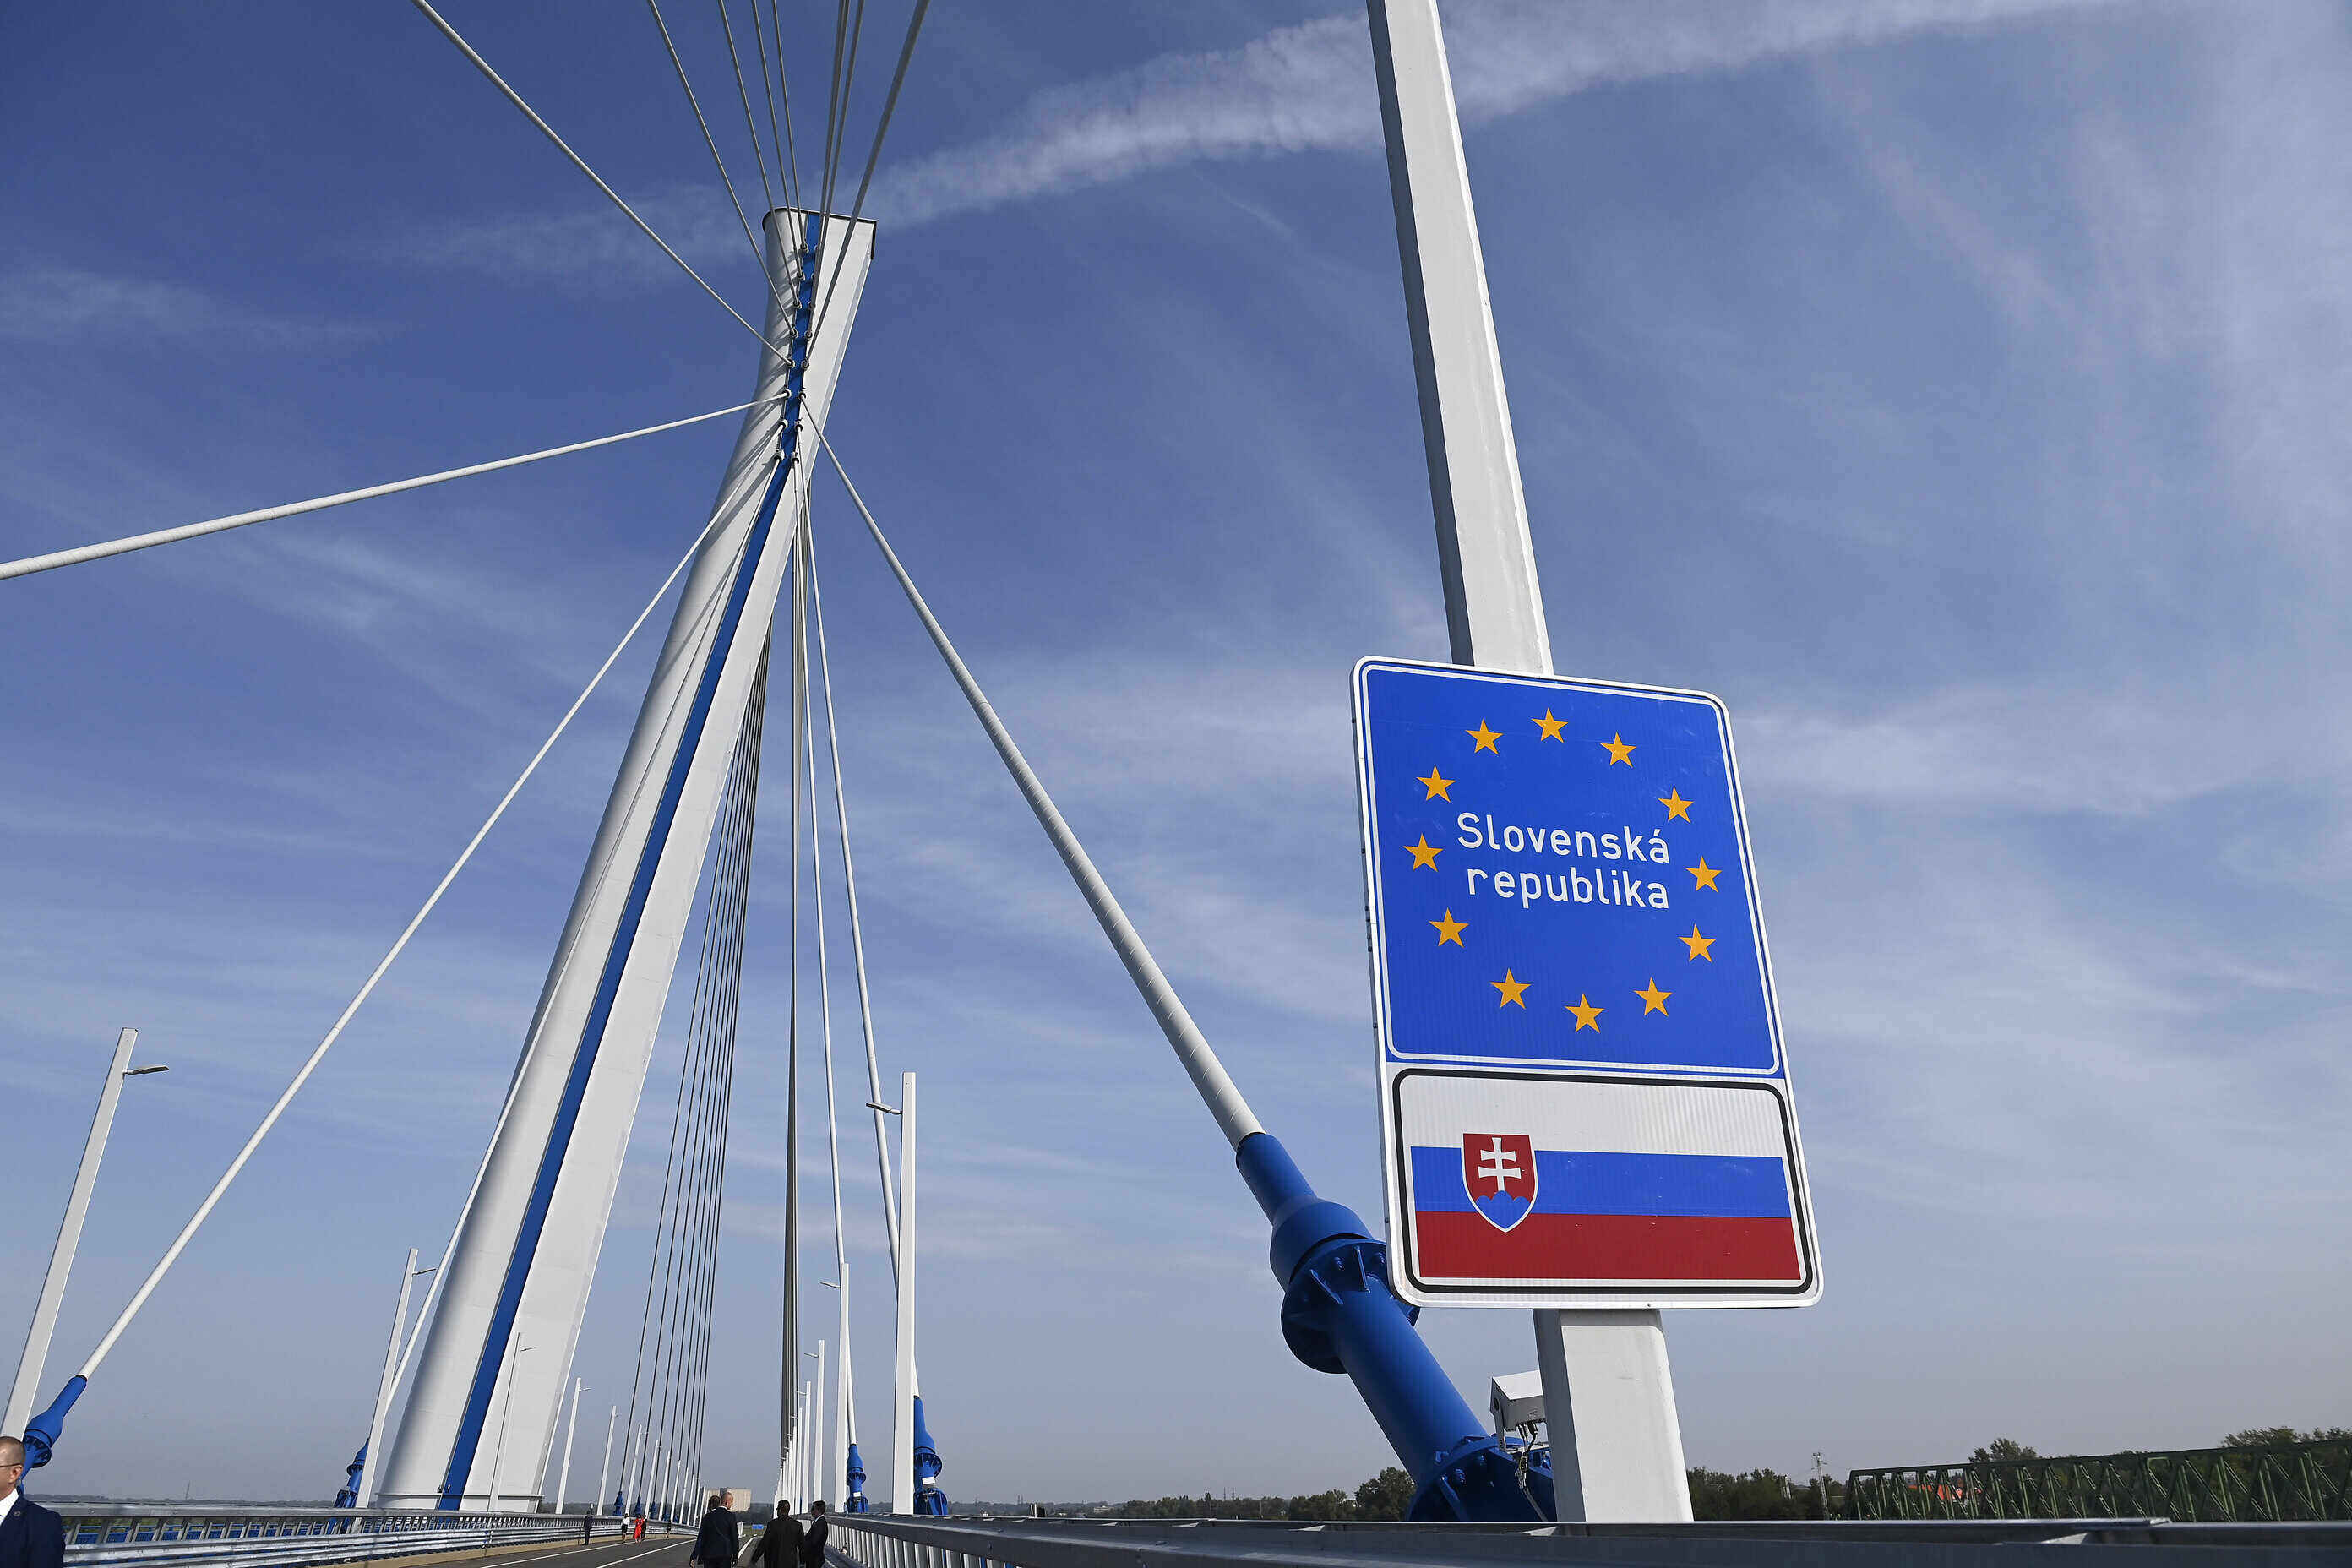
1476,1136 -> 1521,1195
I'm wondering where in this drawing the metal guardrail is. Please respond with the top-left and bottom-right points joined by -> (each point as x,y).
1848,1438 -> 2352,1523
55,1504 -> 643,1568
827,1509 -> 2352,1566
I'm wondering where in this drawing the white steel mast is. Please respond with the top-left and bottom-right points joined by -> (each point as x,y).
1363,0 -> 1690,1522
380,208 -> 875,1511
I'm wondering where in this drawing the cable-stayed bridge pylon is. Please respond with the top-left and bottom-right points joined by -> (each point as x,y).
378,207 -> 871,1513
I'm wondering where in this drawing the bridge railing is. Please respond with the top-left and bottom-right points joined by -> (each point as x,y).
56,1504 -> 642,1568
1846,1436 -> 2352,1522
825,1508 -> 2352,1565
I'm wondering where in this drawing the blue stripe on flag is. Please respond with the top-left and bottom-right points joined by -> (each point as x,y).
1410,1146 -> 1789,1219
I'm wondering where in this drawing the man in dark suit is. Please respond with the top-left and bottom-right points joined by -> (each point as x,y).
0,1437 -> 65,1568
798,1502 -> 827,1568
690,1494 -> 739,1568
749,1509 -> 801,1568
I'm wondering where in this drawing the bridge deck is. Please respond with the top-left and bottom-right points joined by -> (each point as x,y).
377,1536 -> 694,1568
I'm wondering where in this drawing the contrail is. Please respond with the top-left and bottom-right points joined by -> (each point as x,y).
871,0 -> 2126,226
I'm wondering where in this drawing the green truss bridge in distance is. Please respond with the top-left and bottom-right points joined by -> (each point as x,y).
1848,1436 -> 2352,1524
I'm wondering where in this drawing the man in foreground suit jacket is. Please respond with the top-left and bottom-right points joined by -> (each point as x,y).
0,1436 -> 65,1568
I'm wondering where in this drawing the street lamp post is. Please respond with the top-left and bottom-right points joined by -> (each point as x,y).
487,1333 -> 533,1511
594,1404 -> 617,1517
7,1029 -> 168,1440
889,1073 -> 916,1516
354,1250 -> 434,1507
554,1376 -> 584,1513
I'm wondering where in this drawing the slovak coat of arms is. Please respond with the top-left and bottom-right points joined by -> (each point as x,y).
1462,1132 -> 1535,1232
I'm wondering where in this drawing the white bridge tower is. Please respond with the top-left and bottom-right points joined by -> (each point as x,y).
377,209 -> 873,1511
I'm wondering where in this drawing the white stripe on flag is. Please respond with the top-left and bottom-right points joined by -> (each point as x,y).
1398,1075 -> 1786,1160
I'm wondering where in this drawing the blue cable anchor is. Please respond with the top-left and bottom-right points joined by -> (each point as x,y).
910,1396 -> 947,1516
20,1375 -> 86,1470
1238,1135 -> 1550,1522
842,1441 -> 868,1512
334,1441 -> 368,1507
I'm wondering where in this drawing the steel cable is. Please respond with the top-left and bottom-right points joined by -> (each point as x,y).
802,520 -> 862,1494
647,0 -> 769,269
819,0 -> 850,220
662,727 -> 754,1510
678,716 -> 755,1505
624,627 -> 760,1512
803,490 -> 901,1280
816,425 -> 1265,1146
839,0 -> 931,233
777,553 -> 802,1499
802,0 -> 933,389
794,520 -> 836,1495
0,395 -> 786,584
384,487 -> 762,1488
823,0 -> 869,220
656,716 -> 746,1516
715,0 -> 778,212
762,0 -> 805,212
410,0 -> 793,364
69,454 -> 781,1383
743,0 -> 795,210
683,693 -> 759,1506
619,738 -> 740,1508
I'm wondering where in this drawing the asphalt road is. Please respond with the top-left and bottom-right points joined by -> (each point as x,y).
416,1533 -> 698,1568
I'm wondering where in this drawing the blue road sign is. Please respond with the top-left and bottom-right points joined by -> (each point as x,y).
1353,658 -> 1818,1308
1356,658 -> 1780,1076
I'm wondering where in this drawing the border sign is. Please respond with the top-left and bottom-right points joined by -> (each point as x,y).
1353,657 -> 1819,1309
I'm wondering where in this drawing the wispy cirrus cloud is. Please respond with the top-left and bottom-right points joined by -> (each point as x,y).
384,186 -> 760,291
384,0 -> 2129,282
868,0 -> 2126,226
0,259 -> 377,348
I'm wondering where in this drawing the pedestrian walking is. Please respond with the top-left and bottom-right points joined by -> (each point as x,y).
631,1511 -> 646,1541
746,1509 -> 800,1568
691,1494 -> 738,1568
797,1502 -> 827,1568
581,1511 -> 595,1544
0,1438 -> 64,1568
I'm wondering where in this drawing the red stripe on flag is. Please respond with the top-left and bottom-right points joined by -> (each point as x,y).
1413,1211 -> 1801,1282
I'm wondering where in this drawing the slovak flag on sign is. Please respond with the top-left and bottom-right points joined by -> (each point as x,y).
1462,1133 -> 1535,1232
1396,1072 -> 1812,1293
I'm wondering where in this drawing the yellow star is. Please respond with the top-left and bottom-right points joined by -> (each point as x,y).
1467,720 -> 1502,754
1686,858 -> 1722,892
1601,733 -> 1636,766
1533,709 -> 1567,742
1565,994 -> 1603,1032
1416,766 -> 1454,801
1636,977 -> 1671,1015
1404,836 -> 1442,870
1429,909 -> 1467,946
1491,970 -> 1529,1008
1658,789 -> 1692,822
1680,925 -> 1716,962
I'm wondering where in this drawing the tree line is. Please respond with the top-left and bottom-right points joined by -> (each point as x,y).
1093,1425 -> 2347,1524
1097,1465 -> 1838,1522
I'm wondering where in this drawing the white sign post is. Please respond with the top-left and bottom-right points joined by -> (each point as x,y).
1360,0 -> 1821,1522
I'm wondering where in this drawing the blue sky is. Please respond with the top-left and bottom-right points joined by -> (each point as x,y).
6,0 -> 2351,1506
